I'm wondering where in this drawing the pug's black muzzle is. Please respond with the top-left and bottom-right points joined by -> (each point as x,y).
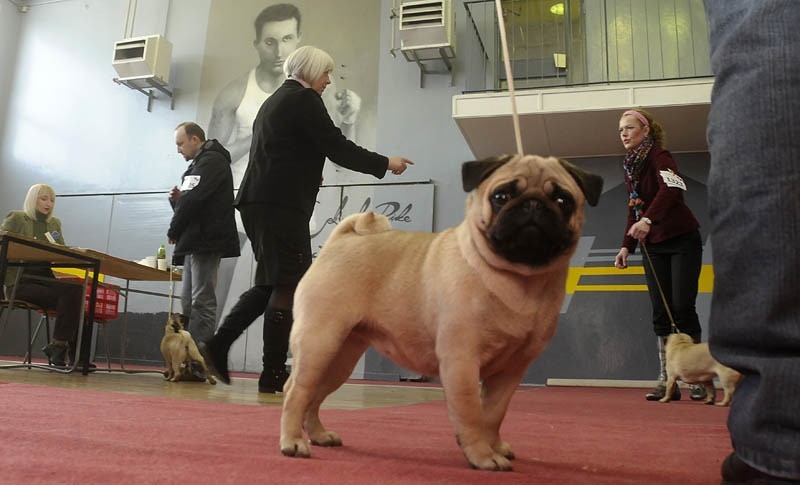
487,196 -> 575,267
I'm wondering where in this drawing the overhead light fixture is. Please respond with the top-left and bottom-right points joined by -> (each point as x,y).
550,3 -> 565,15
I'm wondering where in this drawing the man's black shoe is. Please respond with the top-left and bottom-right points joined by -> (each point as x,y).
721,452 -> 800,484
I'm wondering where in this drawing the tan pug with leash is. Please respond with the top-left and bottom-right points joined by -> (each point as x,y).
660,332 -> 741,406
279,154 -> 603,471
160,313 -> 216,385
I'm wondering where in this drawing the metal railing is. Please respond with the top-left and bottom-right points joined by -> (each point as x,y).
462,0 -> 712,93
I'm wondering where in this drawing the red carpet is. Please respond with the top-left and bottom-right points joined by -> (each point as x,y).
0,383 -> 731,484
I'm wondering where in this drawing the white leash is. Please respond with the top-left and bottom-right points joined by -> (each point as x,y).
494,0 -> 523,155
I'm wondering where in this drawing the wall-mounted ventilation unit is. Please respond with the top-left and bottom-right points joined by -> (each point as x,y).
112,35 -> 174,112
112,35 -> 172,83
398,0 -> 456,87
399,0 -> 455,61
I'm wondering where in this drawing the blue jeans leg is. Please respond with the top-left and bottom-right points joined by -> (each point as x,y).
180,253 -> 222,345
705,0 -> 800,478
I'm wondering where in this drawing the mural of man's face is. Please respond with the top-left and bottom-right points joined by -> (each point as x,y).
254,18 -> 301,76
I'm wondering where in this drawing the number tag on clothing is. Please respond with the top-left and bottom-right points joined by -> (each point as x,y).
180,175 -> 201,191
659,170 -> 687,190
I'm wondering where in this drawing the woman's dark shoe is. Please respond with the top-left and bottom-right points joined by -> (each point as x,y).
258,367 -> 290,394
721,452 -> 800,483
645,382 -> 681,401
198,341 -> 230,384
42,341 -> 69,367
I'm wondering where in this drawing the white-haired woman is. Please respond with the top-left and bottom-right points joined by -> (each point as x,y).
1,184 -> 86,367
200,45 -> 413,393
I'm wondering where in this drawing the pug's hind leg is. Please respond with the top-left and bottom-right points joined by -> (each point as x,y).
162,355 -> 173,380
169,359 -> 183,382
718,372 -> 739,406
280,322 -> 362,458
703,381 -> 716,405
306,335 -> 369,447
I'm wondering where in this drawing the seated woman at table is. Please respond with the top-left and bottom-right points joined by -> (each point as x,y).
1,183 -> 89,367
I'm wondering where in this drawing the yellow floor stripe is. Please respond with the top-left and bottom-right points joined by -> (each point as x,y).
566,264 -> 714,294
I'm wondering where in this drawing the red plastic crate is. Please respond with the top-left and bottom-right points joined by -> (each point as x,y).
90,283 -> 120,321
62,277 -> 120,321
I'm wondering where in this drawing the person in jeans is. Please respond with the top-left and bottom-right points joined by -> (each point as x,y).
168,122 -> 240,350
613,109 -> 706,402
704,1 -> 800,482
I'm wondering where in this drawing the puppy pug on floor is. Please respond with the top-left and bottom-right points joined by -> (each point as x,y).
660,332 -> 741,406
280,154 -> 603,471
160,313 -> 216,385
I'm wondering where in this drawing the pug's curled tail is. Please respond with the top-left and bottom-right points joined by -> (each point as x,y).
333,211 -> 391,237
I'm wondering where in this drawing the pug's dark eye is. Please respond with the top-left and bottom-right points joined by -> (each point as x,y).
551,187 -> 575,215
490,182 -> 518,212
492,192 -> 510,205
490,185 -> 515,213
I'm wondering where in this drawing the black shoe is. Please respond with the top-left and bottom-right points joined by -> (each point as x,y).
258,367 -> 289,393
183,361 -> 207,382
690,384 -> 708,401
42,341 -> 68,367
645,383 -> 681,401
198,341 -> 230,384
721,452 -> 800,484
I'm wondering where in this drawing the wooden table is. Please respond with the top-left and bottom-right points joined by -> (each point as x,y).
0,231 -> 180,374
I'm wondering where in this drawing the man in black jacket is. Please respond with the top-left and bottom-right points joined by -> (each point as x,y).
168,122 -> 240,347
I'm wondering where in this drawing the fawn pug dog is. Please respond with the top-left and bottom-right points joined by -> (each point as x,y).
160,313 -> 216,385
280,155 -> 603,471
660,333 -> 741,406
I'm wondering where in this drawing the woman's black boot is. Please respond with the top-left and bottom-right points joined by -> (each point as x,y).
258,308 -> 292,393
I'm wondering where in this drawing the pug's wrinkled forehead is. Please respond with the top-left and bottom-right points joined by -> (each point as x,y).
462,154 -> 602,207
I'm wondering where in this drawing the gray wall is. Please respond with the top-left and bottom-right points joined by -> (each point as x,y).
0,0 -> 711,384
0,0 -> 211,210
0,2 -> 22,153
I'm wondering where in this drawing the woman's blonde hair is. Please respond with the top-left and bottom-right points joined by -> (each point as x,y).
283,45 -> 334,85
23,184 -> 56,220
624,108 -> 667,148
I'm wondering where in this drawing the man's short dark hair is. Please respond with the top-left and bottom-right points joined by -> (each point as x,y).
175,121 -> 206,141
254,3 -> 301,39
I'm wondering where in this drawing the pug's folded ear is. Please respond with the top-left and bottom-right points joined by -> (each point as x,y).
558,159 -> 604,207
462,155 -> 515,192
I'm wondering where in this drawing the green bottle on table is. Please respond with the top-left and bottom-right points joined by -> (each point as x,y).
157,244 -> 166,260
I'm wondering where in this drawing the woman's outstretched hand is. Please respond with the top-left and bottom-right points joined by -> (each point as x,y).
388,157 -> 414,175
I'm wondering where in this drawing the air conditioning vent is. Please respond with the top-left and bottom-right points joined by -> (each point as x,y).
112,35 -> 172,84
400,1 -> 444,29
399,0 -> 455,62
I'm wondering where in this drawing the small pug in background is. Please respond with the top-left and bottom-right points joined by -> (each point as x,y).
660,332 -> 740,406
160,313 -> 216,385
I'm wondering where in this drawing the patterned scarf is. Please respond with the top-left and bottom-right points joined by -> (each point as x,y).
622,136 -> 653,220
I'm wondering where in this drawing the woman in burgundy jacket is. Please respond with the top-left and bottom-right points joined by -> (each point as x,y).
613,109 -> 705,402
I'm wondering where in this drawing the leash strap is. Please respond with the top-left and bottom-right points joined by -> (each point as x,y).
640,242 -> 679,334
167,264 -> 174,314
